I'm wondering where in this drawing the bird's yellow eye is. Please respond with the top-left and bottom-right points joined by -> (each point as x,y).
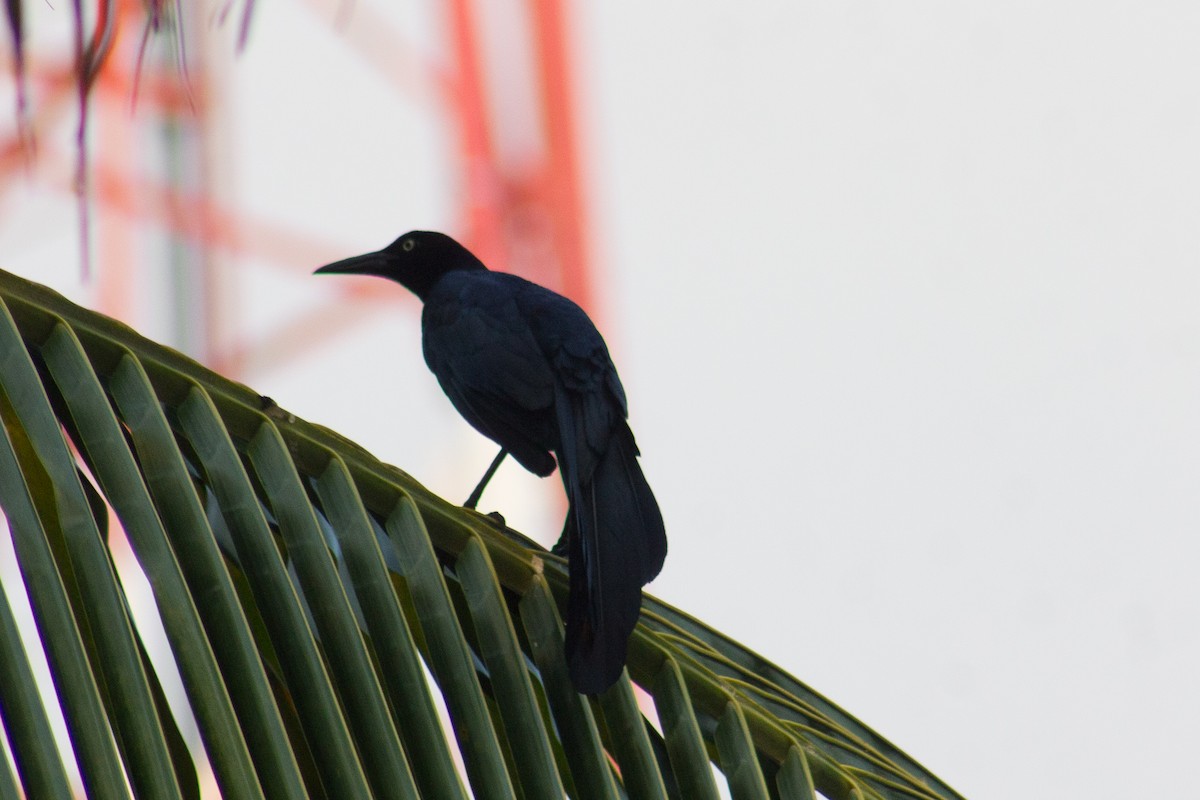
402,238 -> 416,252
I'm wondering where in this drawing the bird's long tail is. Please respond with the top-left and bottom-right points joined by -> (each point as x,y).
559,412 -> 666,694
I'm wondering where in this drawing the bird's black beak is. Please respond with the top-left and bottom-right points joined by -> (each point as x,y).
314,251 -> 390,277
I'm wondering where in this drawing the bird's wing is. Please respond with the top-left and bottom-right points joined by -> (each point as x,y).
517,283 -> 627,476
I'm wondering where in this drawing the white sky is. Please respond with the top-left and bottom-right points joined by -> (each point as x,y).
3,1 -> 1199,797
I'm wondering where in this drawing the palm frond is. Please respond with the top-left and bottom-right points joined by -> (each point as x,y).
0,268 -> 965,800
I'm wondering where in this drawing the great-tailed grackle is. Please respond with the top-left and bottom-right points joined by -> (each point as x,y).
316,231 -> 667,693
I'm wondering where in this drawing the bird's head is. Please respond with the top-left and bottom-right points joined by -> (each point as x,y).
314,230 -> 486,300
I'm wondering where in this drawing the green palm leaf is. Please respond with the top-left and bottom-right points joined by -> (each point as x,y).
0,269 -> 965,800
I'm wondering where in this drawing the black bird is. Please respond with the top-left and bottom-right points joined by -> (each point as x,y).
316,231 -> 667,693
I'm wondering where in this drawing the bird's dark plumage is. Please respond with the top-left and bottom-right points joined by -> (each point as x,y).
316,231 -> 667,693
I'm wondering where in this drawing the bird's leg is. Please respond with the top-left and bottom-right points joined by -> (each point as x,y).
465,448 -> 507,509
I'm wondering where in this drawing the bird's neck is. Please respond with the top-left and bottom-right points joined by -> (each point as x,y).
405,255 -> 487,301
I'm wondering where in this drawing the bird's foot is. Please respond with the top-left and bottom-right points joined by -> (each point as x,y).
461,503 -> 506,527
550,532 -> 569,558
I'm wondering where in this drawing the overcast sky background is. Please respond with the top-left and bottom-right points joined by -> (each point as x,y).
4,1 -> 1199,797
